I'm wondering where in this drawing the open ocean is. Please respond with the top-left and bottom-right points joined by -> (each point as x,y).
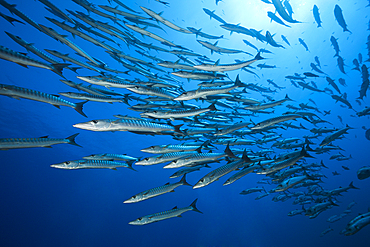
0,0 -> 369,246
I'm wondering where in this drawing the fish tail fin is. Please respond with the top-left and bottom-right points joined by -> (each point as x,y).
190,198 -> 203,214
126,160 -> 137,171
285,94 -> 293,101
208,103 -> 217,111
320,160 -> 328,169
234,74 -> 246,87
300,146 -> 314,158
74,100 -> 88,117
255,52 -> 264,60
173,124 -> 184,135
52,63 -> 71,75
66,133 -> 81,147
241,149 -> 251,162
224,143 -> 236,158
180,174 -> 192,186
349,181 -> 359,190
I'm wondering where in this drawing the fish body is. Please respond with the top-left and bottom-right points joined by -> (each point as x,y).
281,35 -> 290,46
174,77 -> 241,101
0,45 -> 68,76
320,125 -> 352,146
223,165 -> 256,186
0,84 -> 87,117
136,151 -> 199,166
313,5 -> 322,27
334,4 -> 351,33
73,118 -> 183,135
358,64 -> 369,100
129,199 -> 202,225
50,159 -> 134,170
0,133 -> 80,150
266,31 -> 284,48
197,40 -> 248,55
39,24 -> 99,66
187,27 -> 224,40
164,145 -> 235,169
271,0 -> 300,23
251,114 -> 304,130
267,11 -> 290,27
193,52 -> 263,72
140,6 -> 192,33
124,175 -> 191,203
203,8 -> 226,24
298,38 -> 309,51
171,71 -> 226,80
83,153 -> 138,162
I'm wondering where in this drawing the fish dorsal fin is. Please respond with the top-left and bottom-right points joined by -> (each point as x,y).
158,11 -> 164,16
39,135 -> 49,138
165,182 -> 170,185
172,206 -> 177,209
214,59 -> 220,65
213,41 -> 218,46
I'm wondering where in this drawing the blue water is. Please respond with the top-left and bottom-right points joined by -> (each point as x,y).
0,0 -> 369,246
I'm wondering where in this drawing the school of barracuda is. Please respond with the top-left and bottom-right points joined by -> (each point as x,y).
0,0 -> 370,235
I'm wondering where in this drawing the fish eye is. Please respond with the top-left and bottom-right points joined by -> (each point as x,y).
65,161 -> 70,165
92,120 -> 98,124
133,196 -> 136,198
138,217 -> 142,220
144,158 -> 149,161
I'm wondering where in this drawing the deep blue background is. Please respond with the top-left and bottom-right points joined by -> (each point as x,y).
0,0 -> 369,246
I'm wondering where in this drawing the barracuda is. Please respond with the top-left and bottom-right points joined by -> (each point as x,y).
99,5 -> 147,19
174,75 -> 242,101
39,24 -> 99,66
0,84 -> 87,117
59,92 -> 124,103
223,164 -> 257,186
45,50 -> 102,73
50,159 -> 135,170
126,85 -> 178,99
157,60 -> 195,70
140,104 -> 216,120
171,70 -> 227,80
77,76 -> 139,89
73,118 -> 183,135
45,17 -> 115,52
124,175 -> 191,203
251,114 -> 305,130
214,122 -> 250,136
257,147 -> 313,175
140,6 -> 192,34
125,24 -> 177,47
245,94 -> 292,111
128,199 -> 202,225
0,45 -> 69,77
193,150 -> 251,189
197,40 -> 248,55
169,164 -> 210,179
164,144 -> 235,169
135,151 -> 198,166
83,153 -> 138,162
0,133 -> 81,150
272,175 -> 310,192
141,141 -> 209,154
193,52 -> 263,72
320,125 -> 353,146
